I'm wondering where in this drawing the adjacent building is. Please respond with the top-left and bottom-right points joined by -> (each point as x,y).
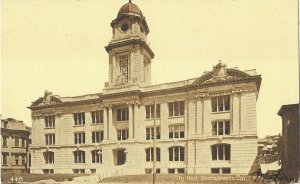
278,104 -> 299,182
28,1 -> 262,175
1,118 -> 31,175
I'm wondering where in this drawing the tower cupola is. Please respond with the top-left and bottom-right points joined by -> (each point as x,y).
104,1 -> 154,89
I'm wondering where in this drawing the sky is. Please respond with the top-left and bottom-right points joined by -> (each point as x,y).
1,0 -> 298,138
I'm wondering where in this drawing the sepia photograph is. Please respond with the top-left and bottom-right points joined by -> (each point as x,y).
1,0 -> 299,183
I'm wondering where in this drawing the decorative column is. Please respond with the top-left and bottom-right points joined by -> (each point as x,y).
232,90 -> 242,135
133,102 -> 140,139
128,102 -> 134,139
107,105 -> 114,140
103,107 -> 108,140
195,94 -> 209,136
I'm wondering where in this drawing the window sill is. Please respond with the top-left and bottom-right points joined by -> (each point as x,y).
168,116 -> 185,119
211,111 -> 230,114
116,121 -> 128,123
91,123 -> 104,126
44,127 -> 55,129
73,125 -> 85,127
145,118 -> 161,121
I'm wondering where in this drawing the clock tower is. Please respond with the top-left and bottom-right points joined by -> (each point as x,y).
105,1 -> 154,90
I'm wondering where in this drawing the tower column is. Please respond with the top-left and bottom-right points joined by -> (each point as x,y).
103,107 -> 108,140
128,102 -> 133,139
108,105 -> 114,140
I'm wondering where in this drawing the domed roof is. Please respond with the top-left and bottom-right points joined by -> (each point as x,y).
117,1 -> 144,18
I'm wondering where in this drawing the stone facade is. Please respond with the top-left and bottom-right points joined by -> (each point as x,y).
28,2 -> 261,176
1,118 -> 31,174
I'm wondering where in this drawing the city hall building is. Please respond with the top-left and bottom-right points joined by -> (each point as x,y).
28,1 -> 261,176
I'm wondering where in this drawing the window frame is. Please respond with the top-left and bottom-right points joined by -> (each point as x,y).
73,112 -> 86,125
168,101 -> 185,117
44,115 -> 55,128
92,131 -> 104,143
211,95 -> 230,113
44,151 -> 54,164
145,147 -> 161,162
45,134 -> 55,145
211,144 -> 231,161
145,104 -> 161,119
117,108 -> 129,122
74,132 -> 85,144
91,110 -> 103,124
74,150 -> 85,163
91,150 -> 102,164
117,129 -> 129,141
168,146 -> 184,162
146,127 -> 160,140
212,121 -> 230,136
169,125 -> 185,139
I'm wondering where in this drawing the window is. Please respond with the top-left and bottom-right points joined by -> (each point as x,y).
44,151 -> 54,164
73,169 -> 85,174
169,146 -> 184,161
91,150 -> 102,163
211,168 -> 231,174
45,134 -> 55,145
22,138 -> 26,148
211,144 -> 231,161
44,115 -> 55,128
2,136 -> 7,147
145,104 -> 161,119
43,169 -> 54,174
14,137 -> 19,147
168,101 -> 185,117
145,168 -> 160,174
169,125 -> 184,139
2,154 -> 7,165
22,155 -> 26,165
91,169 -> 96,174
145,148 -> 160,162
168,168 -> 176,174
146,127 -> 160,140
3,121 -> 8,128
74,132 -> 85,144
14,154 -> 19,165
91,111 -> 103,124
211,96 -> 230,112
92,131 -> 104,143
73,112 -> 85,125
119,55 -> 129,83
74,150 -> 85,163
212,121 -> 230,135
116,149 -> 126,165
117,108 -> 129,121
117,129 -> 129,140
177,168 -> 185,173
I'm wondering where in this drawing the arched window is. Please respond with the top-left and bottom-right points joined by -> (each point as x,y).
43,151 -> 54,164
168,146 -> 184,161
145,147 -> 160,162
91,150 -> 102,163
211,144 -> 231,161
74,150 -> 85,163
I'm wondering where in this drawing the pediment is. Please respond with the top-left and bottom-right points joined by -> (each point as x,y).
192,63 -> 252,86
30,91 -> 62,107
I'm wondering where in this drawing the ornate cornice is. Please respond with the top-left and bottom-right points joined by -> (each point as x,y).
105,39 -> 154,59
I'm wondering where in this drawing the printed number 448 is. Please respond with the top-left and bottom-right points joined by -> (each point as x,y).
9,177 -> 23,183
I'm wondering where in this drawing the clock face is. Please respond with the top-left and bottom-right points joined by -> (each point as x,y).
121,24 -> 129,32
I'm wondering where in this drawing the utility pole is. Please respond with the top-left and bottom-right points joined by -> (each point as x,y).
152,99 -> 157,184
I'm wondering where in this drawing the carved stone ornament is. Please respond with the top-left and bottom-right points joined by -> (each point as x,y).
115,75 -> 127,86
205,61 -> 233,83
43,90 -> 52,105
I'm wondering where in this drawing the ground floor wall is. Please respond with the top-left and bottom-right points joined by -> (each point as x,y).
30,136 -> 257,176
